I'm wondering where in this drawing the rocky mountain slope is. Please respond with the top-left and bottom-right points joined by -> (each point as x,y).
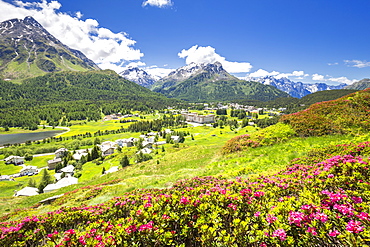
151,62 -> 290,102
344,78 -> 370,90
0,16 -> 100,80
119,67 -> 156,88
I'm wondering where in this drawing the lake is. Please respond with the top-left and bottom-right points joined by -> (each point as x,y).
0,130 -> 65,146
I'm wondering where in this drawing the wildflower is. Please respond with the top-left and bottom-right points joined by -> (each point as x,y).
254,211 -> 261,217
227,203 -> 237,211
352,196 -> 363,204
356,212 -> 369,220
266,214 -> 277,224
180,196 -> 190,205
254,191 -> 265,198
288,211 -> 305,226
272,229 -> 286,241
314,212 -> 328,223
346,220 -> 364,233
307,227 -> 317,236
328,230 -> 340,237
327,174 -> 334,178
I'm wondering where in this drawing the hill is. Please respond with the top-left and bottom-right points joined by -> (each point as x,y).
345,78 -> 370,90
0,70 -> 180,129
280,88 -> 370,136
152,62 -> 290,102
0,16 -> 99,81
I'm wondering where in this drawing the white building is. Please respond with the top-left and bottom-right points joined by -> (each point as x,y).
14,187 -> 39,196
4,156 -> 24,165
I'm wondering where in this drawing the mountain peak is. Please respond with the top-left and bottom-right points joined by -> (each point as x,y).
0,17 -> 99,80
119,67 -> 157,88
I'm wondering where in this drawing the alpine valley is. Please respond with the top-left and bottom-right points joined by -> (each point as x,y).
1,15 -> 370,247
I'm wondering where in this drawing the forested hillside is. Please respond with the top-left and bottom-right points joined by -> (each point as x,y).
0,70 -> 180,129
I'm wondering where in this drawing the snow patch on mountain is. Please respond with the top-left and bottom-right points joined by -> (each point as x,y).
250,76 -> 346,98
119,67 -> 157,88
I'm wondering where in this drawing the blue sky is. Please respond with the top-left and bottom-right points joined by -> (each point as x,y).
1,0 -> 370,84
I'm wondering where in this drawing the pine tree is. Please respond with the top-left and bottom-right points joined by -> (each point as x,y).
120,155 -> 130,167
37,169 -> 53,193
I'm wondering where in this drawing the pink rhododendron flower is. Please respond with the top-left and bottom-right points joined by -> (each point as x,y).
180,196 -> 190,205
254,191 -> 265,198
356,212 -> 369,220
272,229 -> 286,241
346,220 -> 364,233
314,212 -> 328,223
266,214 -> 277,224
307,227 -> 317,236
328,230 -> 340,237
227,203 -> 237,210
288,211 -> 305,226
254,211 -> 261,217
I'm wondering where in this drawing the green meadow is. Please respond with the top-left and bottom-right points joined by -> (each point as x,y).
0,118 -> 363,217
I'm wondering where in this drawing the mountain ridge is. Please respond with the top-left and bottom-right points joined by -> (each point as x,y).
0,16 -> 100,81
252,76 -> 347,98
151,62 -> 290,102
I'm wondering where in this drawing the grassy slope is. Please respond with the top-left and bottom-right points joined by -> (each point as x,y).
0,123 -> 365,219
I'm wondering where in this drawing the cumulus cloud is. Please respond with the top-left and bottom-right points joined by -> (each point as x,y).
312,73 -> 325,81
145,65 -> 174,79
275,70 -> 307,79
178,45 -> 253,73
311,73 -> 356,85
248,69 -> 280,78
344,60 -> 370,68
0,0 -> 143,71
142,0 -> 173,8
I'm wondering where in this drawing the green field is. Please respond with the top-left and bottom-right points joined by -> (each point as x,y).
0,119 -> 363,217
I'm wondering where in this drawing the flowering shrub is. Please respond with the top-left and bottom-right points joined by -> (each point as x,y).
222,123 -> 296,154
1,143 -> 370,246
281,88 -> 370,136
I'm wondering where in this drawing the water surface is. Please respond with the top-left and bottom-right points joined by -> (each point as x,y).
0,130 -> 64,146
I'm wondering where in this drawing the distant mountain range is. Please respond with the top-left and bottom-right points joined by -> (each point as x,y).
149,62 -> 289,102
250,76 -> 347,98
0,16 -> 100,81
119,65 -> 358,99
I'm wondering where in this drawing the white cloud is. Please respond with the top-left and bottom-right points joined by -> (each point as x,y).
328,77 -> 357,85
178,45 -> 252,73
275,71 -> 307,79
145,65 -> 174,79
311,73 -> 357,85
142,0 -> 173,8
248,69 -> 280,78
312,74 -> 325,81
344,60 -> 370,68
0,0 -> 143,72
327,62 -> 338,66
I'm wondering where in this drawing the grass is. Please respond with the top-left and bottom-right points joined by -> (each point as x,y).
0,114 -> 366,219
0,126 -> 55,135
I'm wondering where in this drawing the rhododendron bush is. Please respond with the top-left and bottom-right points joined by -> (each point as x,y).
281,88 -> 370,137
1,143 -> 370,246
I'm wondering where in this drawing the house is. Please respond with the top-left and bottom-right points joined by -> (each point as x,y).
137,148 -> 152,155
60,165 -> 75,175
72,150 -> 88,160
20,166 -> 38,176
4,155 -> 24,165
14,187 -> 39,196
104,166 -> 119,174
171,136 -> 180,143
0,175 -> 11,181
115,138 -> 134,148
47,158 -> 62,170
98,141 -> 117,156
153,141 -> 166,146
181,113 -> 215,124
43,175 -> 78,193
142,141 -> 153,149
55,148 -> 68,158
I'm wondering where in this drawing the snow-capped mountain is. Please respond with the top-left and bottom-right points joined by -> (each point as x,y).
119,67 -> 157,88
251,76 -> 346,98
151,62 -> 233,91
